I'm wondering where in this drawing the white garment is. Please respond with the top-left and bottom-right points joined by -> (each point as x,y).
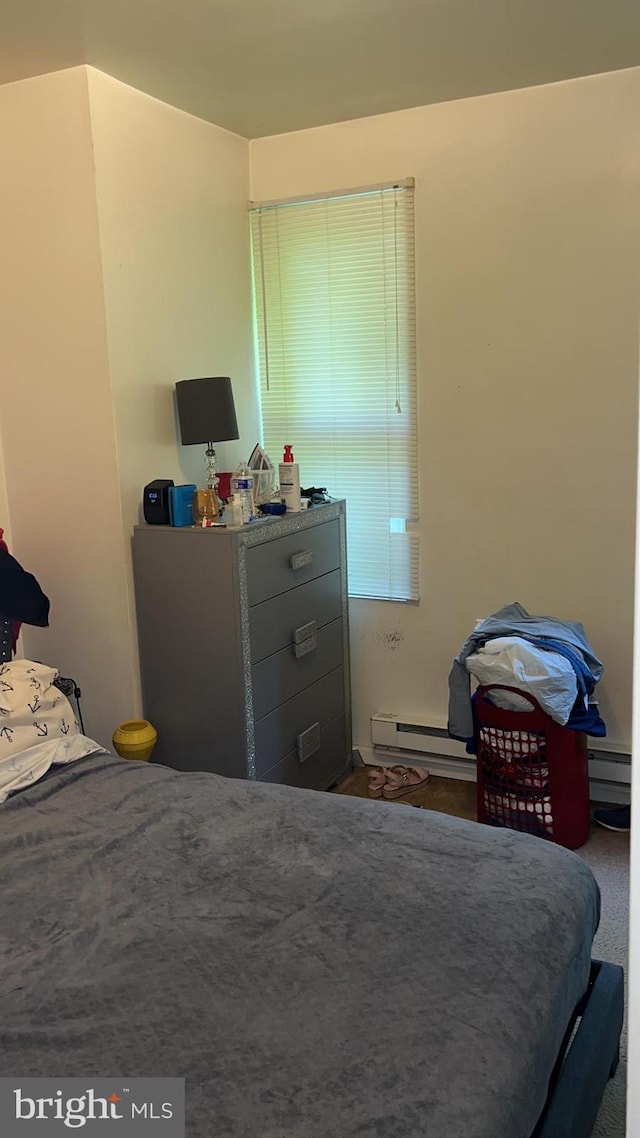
466,636 -> 577,725
0,732 -> 107,804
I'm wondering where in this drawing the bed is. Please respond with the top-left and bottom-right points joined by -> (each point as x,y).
0,737 -> 623,1138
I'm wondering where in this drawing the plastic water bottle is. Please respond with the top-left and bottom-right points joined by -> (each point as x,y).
231,464 -> 255,523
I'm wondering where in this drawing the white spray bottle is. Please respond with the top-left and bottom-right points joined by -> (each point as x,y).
279,445 -> 302,512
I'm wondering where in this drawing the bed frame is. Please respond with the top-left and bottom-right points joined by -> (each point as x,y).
0,617 -> 12,662
534,960 -> 624,1137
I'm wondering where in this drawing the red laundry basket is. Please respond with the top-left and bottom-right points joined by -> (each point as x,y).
474,685 -> 590,850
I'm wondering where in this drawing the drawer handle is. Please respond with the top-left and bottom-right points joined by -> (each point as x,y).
297,722 -> 320,764
293,632 -> 317,659
293,619 -> 316,644
290,550 -> 313,570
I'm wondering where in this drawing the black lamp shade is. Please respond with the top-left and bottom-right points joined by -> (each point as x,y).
175,376 -> 239,445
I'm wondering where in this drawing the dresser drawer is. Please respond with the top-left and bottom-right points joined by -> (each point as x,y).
258,712 -> 348,790
133,501 -> 349,787
254,666 -> 345,777
249,569 -> 342,665
246,518 -> 341,606
252,618 -> 343,721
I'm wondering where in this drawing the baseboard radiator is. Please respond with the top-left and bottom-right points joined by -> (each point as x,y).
368,713 -> 631,805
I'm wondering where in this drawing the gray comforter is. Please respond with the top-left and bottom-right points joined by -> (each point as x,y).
0,754 -> 600,1137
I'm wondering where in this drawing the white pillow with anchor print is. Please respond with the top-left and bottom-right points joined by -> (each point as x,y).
0,659 -> 106,804
0,659 -> 78,753
0,732 -> 107,804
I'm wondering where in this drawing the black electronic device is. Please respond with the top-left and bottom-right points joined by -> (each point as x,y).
143,480 -> 174,525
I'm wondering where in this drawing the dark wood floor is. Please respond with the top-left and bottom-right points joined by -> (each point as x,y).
333,765 -> 477,821
333,764 -> 629,855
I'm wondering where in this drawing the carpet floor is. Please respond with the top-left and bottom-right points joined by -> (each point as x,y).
334,767 -> 629,1137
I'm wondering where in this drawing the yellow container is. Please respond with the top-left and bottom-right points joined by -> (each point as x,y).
112,719 -> 157,762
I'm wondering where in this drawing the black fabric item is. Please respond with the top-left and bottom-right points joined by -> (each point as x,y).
0,547 -> 49,626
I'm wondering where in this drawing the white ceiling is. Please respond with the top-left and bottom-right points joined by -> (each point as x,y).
3,0 -> 640,138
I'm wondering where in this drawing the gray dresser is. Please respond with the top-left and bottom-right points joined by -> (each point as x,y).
132,500 -> 351,789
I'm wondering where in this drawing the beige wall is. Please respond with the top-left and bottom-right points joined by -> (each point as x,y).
0,67 -> 130,741
87,69 -> 256,538
0,66 -> 254,744
87,69 -> 254,712
0,63 -> 637,754
251,67 -> 640,752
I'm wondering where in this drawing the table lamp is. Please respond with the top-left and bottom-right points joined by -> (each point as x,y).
175,376 -> 239,524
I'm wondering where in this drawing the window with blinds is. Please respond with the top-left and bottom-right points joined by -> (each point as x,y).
249,181 -> 418,601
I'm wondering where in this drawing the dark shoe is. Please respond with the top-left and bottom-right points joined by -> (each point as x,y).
594,805 -> 631,832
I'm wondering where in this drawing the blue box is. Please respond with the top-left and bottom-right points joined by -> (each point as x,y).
168,484 -> 196,527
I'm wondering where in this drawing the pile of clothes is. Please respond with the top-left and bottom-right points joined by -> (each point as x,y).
448,601 -> 605,744
448,602 -> 603,841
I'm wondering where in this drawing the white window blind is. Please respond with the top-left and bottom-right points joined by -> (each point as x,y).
250,182 -> 418,601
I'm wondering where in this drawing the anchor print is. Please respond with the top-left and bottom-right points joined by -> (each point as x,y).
0,725 -> 14,741
27,694 -> 41,715
33,721 -> 48,737
61,719 -> 70,735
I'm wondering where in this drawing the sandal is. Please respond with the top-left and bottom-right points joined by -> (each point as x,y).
382,764 -> 431,799
367,767 -> 388,798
